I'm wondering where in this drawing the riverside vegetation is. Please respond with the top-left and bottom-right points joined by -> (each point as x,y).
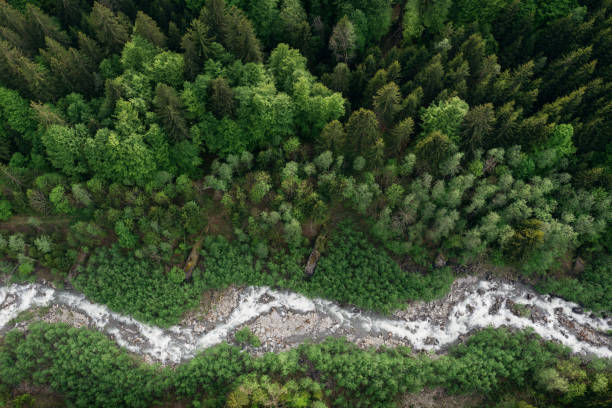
0,0 -> 611,406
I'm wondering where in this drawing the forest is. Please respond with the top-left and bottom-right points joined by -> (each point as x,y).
0,0 -> 610,406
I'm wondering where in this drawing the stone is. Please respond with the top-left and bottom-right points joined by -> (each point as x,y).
572,307 -> 584,315
434,253 -> 447,268
573,257 -> 585,274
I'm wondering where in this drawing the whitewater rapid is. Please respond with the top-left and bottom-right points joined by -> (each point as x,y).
0,278 -> 610,364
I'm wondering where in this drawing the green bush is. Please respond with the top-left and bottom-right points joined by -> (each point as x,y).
73,246 -> 206,326
200,224 -> 454,313
2,323 -> 608,408
536,255 -> 612,315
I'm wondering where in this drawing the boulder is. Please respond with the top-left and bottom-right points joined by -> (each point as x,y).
434,253 -> 447,268
573,257 -> 585,274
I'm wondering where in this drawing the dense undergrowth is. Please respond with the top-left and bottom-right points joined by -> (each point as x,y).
0,323 -> 610,408
73,224 -> 453,326
536,255 -> 612,315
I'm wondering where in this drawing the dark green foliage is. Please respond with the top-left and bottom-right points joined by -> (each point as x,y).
0,1 -> 611,404
307,225 -> 454,312
1,323 -> 609,408
0,322 -> 164,408
536,255 -> 612,315
200,224 -> 454,313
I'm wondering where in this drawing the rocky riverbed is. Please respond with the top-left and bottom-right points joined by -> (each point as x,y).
0,277 -> 610,365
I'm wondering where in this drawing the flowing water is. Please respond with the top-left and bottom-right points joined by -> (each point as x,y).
0,278 -> 610,364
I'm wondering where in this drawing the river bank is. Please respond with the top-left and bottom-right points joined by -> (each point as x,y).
0,276 -> 610,365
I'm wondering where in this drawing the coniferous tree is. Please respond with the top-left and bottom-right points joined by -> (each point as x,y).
88,2 -> 130,54
208,76 -> 235,119
373,82 -> 401,129
41,38 -> 96,96
461,103 -> 495,153
133,11 -> 167,48
223,7 -> 262,63
345,108 -> 380,159
153,83 -> 189,143
181,17 -> 214,80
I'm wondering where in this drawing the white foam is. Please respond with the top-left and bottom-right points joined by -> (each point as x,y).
0,281 -> 609,363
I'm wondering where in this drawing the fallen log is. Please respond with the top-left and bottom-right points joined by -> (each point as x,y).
68,251 -> 89,280
305,248 -> 320,277
184,236 -> 205,281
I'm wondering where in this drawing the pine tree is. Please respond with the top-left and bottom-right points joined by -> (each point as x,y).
133,11 -> 167,48
373,82 -> 401,129
316,120 -> 346,154
40,37 -> 95,95
207,76 -> 235,118
181,18 -> 214,80
461,103 -> 495,152
77,32 -> 103,67
323,63 -> 351,95
153,84 -> 189,143
88,2 -> 130,54
279,0 -> 312,52
202,0 -> 229,42
414,131 -> 457,175
223,7 -> 262,63
0,39 -> 54,100
23,4 -> 69,52
345,108 -> 380,159
386,118 -> 413,156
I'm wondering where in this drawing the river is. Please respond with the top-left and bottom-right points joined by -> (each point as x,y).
0,277 -> 610,364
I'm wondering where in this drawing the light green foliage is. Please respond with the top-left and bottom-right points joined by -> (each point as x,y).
0,198 -> 11,221
404,0 -> 452,41
307,225 -> 453,312
33,235 -> 52,254
114,221 -> 137,249
250,171 -> 272,203
42,124 -> 89,177
268,43 -> 308,94
226,375 -> 324,408
283,218 -> 303,247
8,234 -> 25,253
146,51 -> 185,88
532,124 -> 576,171
49,185 -> 72,214
352,156 -> 366,172
120,36 -> 158,72
84,118 -> 157,186
71,184 -> 92,206
386,184 -> 404,208
283,137 -> 301,157
234,327 -> 261,347
421,97 -> 470,143
0,323 -> 164,407
314,151 -> 333,171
